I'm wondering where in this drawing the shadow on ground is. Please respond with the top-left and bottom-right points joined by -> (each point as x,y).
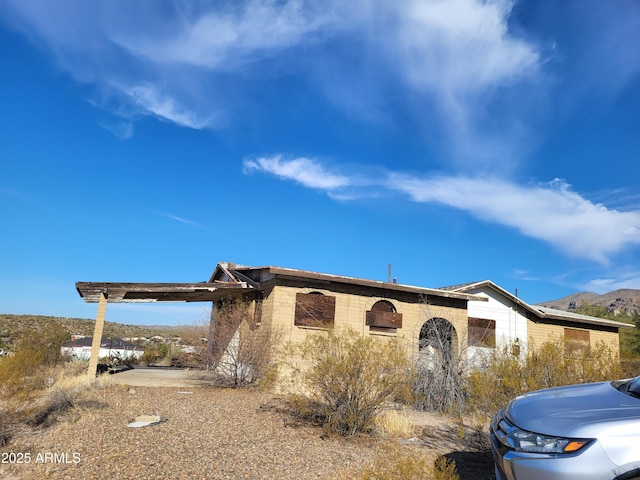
444,451 -> 495,480
418,422 -> 496,479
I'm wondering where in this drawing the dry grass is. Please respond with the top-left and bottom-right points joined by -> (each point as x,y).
338,444 -> 460,480
373,409 -> 415,439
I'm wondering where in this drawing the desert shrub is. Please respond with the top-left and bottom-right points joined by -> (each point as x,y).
173,323 -> 210,368
466,338 -> 623,418
621,357 -> 640,378
344,445 -> 459,480
0,323 -> 70,401
140,342 -> 170,364
209,300 -> 279,388
287,328 -> 412,436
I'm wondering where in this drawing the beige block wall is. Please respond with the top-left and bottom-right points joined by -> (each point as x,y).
527,320 -> 620,354
267,284 -> 469,361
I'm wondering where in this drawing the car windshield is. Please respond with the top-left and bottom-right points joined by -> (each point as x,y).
617,376 -> 640,398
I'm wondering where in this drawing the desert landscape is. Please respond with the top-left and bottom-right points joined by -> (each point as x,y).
0,368 -> 495,480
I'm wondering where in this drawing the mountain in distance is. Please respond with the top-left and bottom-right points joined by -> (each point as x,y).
537,289 -> 640,317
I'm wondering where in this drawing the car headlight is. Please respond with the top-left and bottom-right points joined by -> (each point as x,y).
493,414 -> 592,454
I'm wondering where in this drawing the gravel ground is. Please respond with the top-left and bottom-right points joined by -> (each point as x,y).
0,377 -> 495,480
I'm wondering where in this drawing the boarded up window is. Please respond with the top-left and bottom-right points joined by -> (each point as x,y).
468,318 -> 496,348
294,293 -> 336,327
366,300 -> 402,330
564,328 -> 590,354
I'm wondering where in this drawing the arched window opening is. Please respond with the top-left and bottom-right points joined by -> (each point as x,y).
366,300 -> 402,334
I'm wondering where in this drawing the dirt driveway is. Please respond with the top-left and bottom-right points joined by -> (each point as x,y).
109,367 -> 207,387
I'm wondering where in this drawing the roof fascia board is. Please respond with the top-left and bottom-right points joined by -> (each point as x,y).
262,266 -> 485,302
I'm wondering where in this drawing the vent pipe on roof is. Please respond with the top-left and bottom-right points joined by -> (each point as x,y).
388,264 -> 392,283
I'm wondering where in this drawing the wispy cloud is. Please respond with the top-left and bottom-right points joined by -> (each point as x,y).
0,1 -> 340,135
581,273 -> 640,294
113,1 -> 336,70
243,155 -> 351,190
245,156 -> 640,264
388,175 -> 640,264
162,213 -> 203,229
98,120 -> 134,140
0,0 -> 543,154
386,0 -> 542,163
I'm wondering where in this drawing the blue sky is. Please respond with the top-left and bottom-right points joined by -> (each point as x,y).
1,0 -> 639,326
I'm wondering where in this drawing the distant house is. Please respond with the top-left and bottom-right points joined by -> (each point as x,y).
442,280 -> 632,357
61,337 -> 144,362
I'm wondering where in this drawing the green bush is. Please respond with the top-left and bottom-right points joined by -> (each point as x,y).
140,342 -> 170,364
287,328 -> 411,436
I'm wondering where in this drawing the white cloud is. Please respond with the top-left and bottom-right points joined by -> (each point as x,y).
388,174 -> 640,264
114,1 -> 336,70
391,0 -> 539,95
243,155 -> 351,190
125,83 -> 216,129
246,156 -> 640,264
581,275 -> 640,294
390,0 -> 541,163
1,0 -> 542,152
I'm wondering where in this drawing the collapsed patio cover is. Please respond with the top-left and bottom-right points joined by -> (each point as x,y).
75,263 -> 259,376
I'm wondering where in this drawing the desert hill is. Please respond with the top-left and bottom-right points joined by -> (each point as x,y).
538,289 -> 640,317
0,313 -> 182,351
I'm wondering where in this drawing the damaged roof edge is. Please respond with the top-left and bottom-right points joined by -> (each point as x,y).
75,281 -> 256,303
228,264 -> 487,302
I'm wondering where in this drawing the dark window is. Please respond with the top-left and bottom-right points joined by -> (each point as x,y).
564,328 -> 590,354
294,292 -> 336,327
366,300 -> 402,332
468,317 -> 496,348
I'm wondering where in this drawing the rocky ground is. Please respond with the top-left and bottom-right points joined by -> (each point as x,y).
0,369 -> 495,480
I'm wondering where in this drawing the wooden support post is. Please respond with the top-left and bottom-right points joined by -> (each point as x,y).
206,302 -> 217,369
88,292 -> 107,377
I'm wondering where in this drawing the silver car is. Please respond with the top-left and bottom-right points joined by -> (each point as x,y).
491,375 -> 640,480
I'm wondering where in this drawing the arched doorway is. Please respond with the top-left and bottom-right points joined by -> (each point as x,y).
415,317 -> 463,411
418,317 -> 457,370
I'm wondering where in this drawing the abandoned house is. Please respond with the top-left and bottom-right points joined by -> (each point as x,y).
76,262 -> 632,377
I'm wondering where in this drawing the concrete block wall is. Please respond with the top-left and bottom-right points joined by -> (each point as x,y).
267,284 -> 469,361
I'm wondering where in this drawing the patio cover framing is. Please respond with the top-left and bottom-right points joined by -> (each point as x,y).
75,280 -> 257,376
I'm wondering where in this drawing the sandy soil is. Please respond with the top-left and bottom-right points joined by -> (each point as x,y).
0,368 -> 495,480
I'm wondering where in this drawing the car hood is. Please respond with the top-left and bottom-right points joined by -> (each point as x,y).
505,381 -> 640,437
